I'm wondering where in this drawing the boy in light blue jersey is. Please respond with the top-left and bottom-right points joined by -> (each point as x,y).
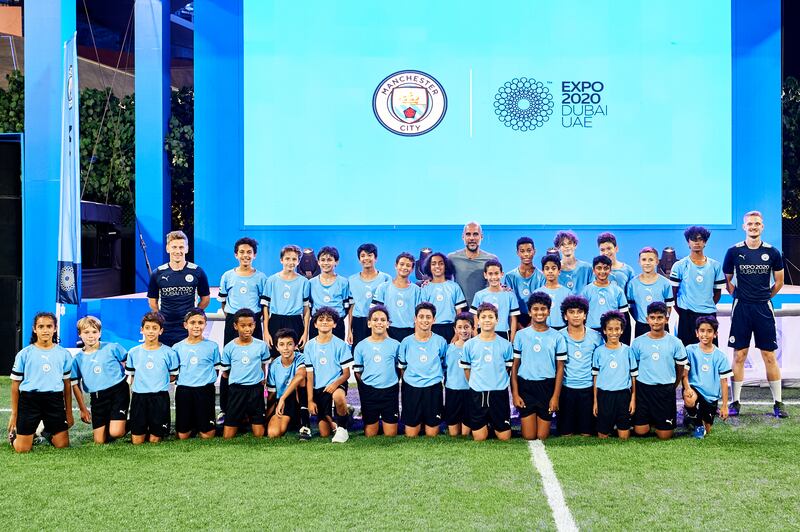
218,237 -> 267,343
669,226 -> 724,346
554,230 -> 593,294
266,329 -> 307,439
471,259 -> 520,341
444,313 -> 473,437
220,309 -> 270,439
460,302 -> 514,441
597,232 -> 636,293
580,255 -> 629,331
70,315 -> 129,444
398,302 -> 448,437
421,252 -> 467,343
126,312 -> 180,444
309,246 -> 351,340
512,292 -> 567,440
539,254 -> 571,329
373,252 -> 421,342
174,309 -> 221,440
9,312 -> 73,453
503,237 -> 545,329
305,307 -> 353,443
559,295 -> 603,436
263,244 -> 311,353
630,302 -> 686,440
627,247 -> 674,337
217,238 -> 269,426
354,305 -> 401,437
682,316 -> 732,438
592,311 -> 638,440
348,243 -> 392,347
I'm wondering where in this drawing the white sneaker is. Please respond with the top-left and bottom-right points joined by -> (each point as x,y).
331,426 -> 349,443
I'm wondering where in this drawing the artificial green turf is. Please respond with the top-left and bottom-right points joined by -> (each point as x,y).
544,403 -> 800,530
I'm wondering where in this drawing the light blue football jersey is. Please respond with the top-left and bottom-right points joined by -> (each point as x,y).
398,334 -> 447,387
126,344 -> 180,393
626,274 -> 675,323
470,288 -> 520,333
304,335 -> 353,389
263,273 -> 310,316
174,339 -> 221,387
349,271 -> 392,318
220,338 -> 270,385
12,344 -> 73,393
685,344 -> 733,401
669,257 -> 725,314
580,283 -> 629,329
459,336 -> 514,392
266,352 -> 306,398
630,333 -> 687,385
373,281 -> 421,329
353,337 -> 400,388
421,280 -> 467,324
503,268 -> 546,315
592,345 -> 638,391
513,327 -> 568,381
70,342 -> 127,393
560,328 -> 604,389
218,269 -> 267,314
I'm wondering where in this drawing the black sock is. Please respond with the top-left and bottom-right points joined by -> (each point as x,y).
300,407 -> 310,429
335,413 -> 349,430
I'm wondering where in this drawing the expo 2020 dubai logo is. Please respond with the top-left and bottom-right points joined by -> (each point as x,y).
494,77 -> 554,132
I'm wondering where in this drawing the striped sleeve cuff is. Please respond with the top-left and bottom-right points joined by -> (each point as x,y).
455,299 -> 467,309
668,276 -> 680,287
458,361 -> 470,369
505,360 -> 513,367
397,362 -> 407,369
630,368 -> 639,377
169,368 -> 179,376
619,304 -> 630,313
125,366 -> 135,376
510,309 -> 521,316
10,370 -> 23,381
266,386 -> 276,393
714,279 -> 726,287
591,368 -> 599,375
217,293 -> 227,302
219,364 -> 231,372
675,358 -> 688,366
556,353 -> 568,361
353,364 -> 364,373
719,370 -> 733,379
469,307 -> 478,314
70,379 -> 80,386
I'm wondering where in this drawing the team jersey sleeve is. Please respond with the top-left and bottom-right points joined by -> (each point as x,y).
716,351 -> 733,380
342,279 -> 352,309
668,260 -> 683,286
125,349 -> 136,375
112,343 -> 128,363
372,282 -> 387,306
616,287 -> 629,313
261,276 -> 272,308
397,340 -> 408,369
337,341 -> 354,369
458,343 -> 472,369
454,283 -> 467,309
70,356 -> 81,385
503,341 -> 514,367
212,344 -> 222,369
353,343 -> 364,373
508,293 -> 520,316
302,278 -> 311,306
217,271 -> 230,303
168,348 -> 180,376
438,337 -> 448,367
626,281 -> 635,307
673,340 -> 688,365
220,344 -> 231,372
469,292 -> 481,314
512,334 -> 522,358
266,363 -> 276,392
630,340 -> 641,363
61,349 -> 72,379
147,270 -> 160,299
257,273 -> 268,305
591,347 -> 600,376
10,350 -> 25,381
628,348 -> 639,377
711,261 -> 724,288
196,268 -> 211,298
260,343 -> 270,363
772,248 -> 785,272
662,277 -> 675,306
722,248 -> 735,275
555,335 -> 568,361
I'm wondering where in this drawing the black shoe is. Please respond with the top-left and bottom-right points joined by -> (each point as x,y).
773,401 -> 789,419
728,401 -> 740,417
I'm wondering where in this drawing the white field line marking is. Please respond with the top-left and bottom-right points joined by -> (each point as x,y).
528,440 -> 578,532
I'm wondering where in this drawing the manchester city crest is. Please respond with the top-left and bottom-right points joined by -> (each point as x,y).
373,70 -> 447,136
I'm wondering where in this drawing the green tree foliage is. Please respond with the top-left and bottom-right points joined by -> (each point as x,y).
784,77 -> 800,219
165,86 -> 194,232
0,71 -> 195,234
0,70 -> 24,132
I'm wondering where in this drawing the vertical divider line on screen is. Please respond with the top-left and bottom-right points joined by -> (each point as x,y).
528,440 -> 579,532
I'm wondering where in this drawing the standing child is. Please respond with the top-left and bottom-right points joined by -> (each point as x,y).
220,309 -> 270,439
503,237 -> 545,329
471,259 -> 520,341
8,312 -> 73,453
373,252 -> 421,342
538,254 -> 571,330
460,302 -> 514,441
305,307 -> 353,443
266,329 -> 307,439
554,230 -> 593,294
669,226 -> 724,346
627,247 -> 675,337
309,246 -> 351,340
398,302 -> 448,437
126,312 -> 180,444
353,305 -> 401,437
512,292 -> 568,440
683,316 -> 733,438
421,252 -> 467,343
592,311 -> 638,440
217,238 -> 268,425
173,308 -> 221,440
70,316 -> 129,444
580,255 -> 629,331
630,302 -> 687,440
263,244 -> 311,353
444,313 -> 474,437
558,296 -> 603,436
597,232 -> 635,294
348,243 -> 392,347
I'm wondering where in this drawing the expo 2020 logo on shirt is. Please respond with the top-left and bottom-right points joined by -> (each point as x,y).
373,70 -> 447,137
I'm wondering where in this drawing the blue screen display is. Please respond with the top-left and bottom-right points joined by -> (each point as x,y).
242,1 -> 731,227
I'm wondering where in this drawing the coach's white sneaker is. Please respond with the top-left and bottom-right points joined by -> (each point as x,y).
331,427 -> 349,443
